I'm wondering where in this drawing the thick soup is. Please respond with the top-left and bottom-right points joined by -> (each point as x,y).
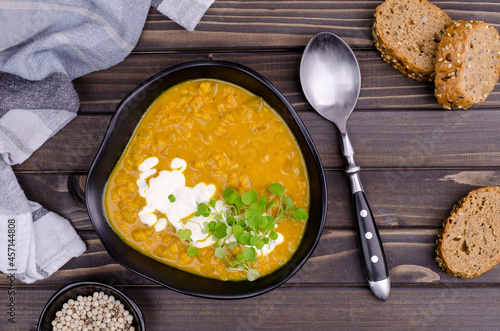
104,79 -> 309,281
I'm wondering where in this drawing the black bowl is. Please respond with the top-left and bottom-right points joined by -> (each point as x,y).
37,281 -> 145,330
86,60 -> 327,299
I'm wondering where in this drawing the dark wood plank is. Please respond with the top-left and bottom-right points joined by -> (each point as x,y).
16,174 -> 89,230
138,4 -> 377,51
2,227 -> 498,287
16,170 -> 500,231
73,52 -> 500,113
13,109 -> 500,171
133,2 -> 500,52
4,285 -> 500,330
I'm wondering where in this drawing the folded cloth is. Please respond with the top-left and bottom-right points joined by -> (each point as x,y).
0,0 -> 214,283
0,72 -> 85,283
152,0 -> 215,31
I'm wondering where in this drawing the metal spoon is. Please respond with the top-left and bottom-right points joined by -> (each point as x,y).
300,32 -> 390,301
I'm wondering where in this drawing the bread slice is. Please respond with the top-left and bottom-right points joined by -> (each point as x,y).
436,186 -> 500,278
373,0 -> 452,81
434,20 -> 500,109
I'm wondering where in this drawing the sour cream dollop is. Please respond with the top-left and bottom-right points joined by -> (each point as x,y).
137,157 -> 216,248
136,157 -> 283,255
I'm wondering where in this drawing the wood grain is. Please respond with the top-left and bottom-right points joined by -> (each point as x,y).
73,51 -> 500,113
134,2 -> 500,52
4,286 -> 500,330
14,170 -> 500,231
9,228 -> 500,287
2,227 -> 499,287
13,109 -> 500,172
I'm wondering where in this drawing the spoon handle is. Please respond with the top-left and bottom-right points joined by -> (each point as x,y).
340,131 -> 390,300
353,191 -> 390,300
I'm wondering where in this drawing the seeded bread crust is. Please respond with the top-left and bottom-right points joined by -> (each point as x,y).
372,0 -> 452,82
434,20 -> 500,109
436,186 -> 500,278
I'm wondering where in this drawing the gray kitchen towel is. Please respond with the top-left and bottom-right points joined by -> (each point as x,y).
0,72 -> 85,283
153,0 -> 215,31
0,0 -> 214,283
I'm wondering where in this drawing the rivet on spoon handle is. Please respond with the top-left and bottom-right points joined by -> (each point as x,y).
353,191 -> 390,300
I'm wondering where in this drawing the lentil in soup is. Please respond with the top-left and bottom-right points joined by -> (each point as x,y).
104,79 -> 309,281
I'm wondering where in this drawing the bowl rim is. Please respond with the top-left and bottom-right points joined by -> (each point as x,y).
37,281 -> 146,330
86,60 -> 327,299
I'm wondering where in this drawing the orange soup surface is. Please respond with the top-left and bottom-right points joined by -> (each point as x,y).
104,79 -> 309,281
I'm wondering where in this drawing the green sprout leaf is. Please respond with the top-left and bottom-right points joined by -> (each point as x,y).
208,221 -> 216,233
226,216 -> 236,226
238,232 -> 251,245
177,228 -> 192,241
234,196 -> 245,210
268,183 -> 285,196
201,222 -> 210,234
222,187 -> 239,204
249,201 -> 266,214
209,199 -> 216,208
264,216 -> 275,231
214,222 -> 228,240
246,214 -> 261,233
244,208 -> 257,220
266,200 -> 278,210
232,224 -> 244,239
293,208 -> 309,221
225,225 -> 233,240
241,190 -> 258,205
242,247 -> 256,261
214,246 -> 226,259
246,268 -> 259,281
258,216 -> 268,230
187,245 -> 200,257
168,194 -> 176,202
284,196 -> 294,210
250,236 -> 265,250
195,203 -> 209,217
269,232 -> 279,241
250,235 -> 260,246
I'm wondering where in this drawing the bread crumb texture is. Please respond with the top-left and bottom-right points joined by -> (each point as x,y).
372,0 -> 452,81
436,186 -> 500,278
434,20 -> 500,109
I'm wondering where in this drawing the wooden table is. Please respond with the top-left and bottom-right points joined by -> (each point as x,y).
4,1 -> 500,329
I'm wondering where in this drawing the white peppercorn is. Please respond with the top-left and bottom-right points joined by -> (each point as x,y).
51,291 -> 135,331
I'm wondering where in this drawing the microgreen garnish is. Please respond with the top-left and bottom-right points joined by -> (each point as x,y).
177,228 -> 200,257
168,194 -> 176,202
180,183 -> 308,281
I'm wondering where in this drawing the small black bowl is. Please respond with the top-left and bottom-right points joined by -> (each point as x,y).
86,60 -> 327,299
37,281 -> 145,330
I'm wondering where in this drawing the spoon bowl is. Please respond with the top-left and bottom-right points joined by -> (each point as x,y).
300,33 -> 360,133
300,32 -> 391,301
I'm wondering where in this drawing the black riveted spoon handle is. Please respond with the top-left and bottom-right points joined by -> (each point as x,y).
342,131 -> 390,301
354,191 -> 390,290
